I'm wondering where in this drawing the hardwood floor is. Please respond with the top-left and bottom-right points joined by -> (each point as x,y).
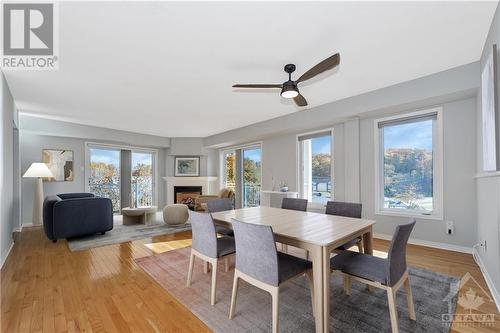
1,227 -> 498,332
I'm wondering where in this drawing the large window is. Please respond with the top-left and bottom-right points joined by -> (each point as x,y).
375,109 -> 442,218
86,144 -> 157,213
299,130 -> 332,207
221,144 -> 262,208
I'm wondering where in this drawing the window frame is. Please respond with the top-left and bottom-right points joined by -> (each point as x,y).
374,107 -> 443,220
296,128 -> 334,210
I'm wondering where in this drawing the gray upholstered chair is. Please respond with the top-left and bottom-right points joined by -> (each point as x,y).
330,220 -> 417,333
326,201 -> 364,252
280,198 -> 308,253
229,219 -> 314,333
207,198 -> 234,236
281,197 -> 308,212
186,210 -> 236,305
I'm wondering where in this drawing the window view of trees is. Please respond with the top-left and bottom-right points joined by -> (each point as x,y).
88,148 -> 121,212
382,119 -> 434,212
223,148 -> 262,207
131,152 -> 153,207
310,135 -> 332,204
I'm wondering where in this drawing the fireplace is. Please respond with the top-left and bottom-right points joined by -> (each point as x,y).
174,186 -> 202,210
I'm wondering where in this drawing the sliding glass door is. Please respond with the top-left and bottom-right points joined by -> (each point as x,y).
221,144 -> 262,208
131,151 -> 154,207
242,146 -> 261,207
88,148 -> 121,212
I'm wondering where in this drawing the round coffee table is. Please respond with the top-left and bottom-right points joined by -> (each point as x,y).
121,206 -> 157,225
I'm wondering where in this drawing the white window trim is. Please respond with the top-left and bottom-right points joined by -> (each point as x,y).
296,128 -> 334,210
374,107 -> 444,221
84,142 -> 159,207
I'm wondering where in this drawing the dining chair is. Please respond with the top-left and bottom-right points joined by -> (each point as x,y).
325,201 -> 364,253
330,219 -> 417,333
281,197 -> 308,212
207,198 -> 235,236
186,210 -> 236,305
280,198 -> 308,253
229,219 -> 314,333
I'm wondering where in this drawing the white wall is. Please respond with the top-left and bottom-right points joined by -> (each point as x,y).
476,0 -> 500,308
1,73 -> 16,266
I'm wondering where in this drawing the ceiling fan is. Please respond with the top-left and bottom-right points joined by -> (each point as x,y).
232,53 -> 340,107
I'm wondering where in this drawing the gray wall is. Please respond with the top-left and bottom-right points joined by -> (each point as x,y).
206,63 -> 479,249
19,132 -> 168,226
477,1 -> 500,306
1,73 -> 16,266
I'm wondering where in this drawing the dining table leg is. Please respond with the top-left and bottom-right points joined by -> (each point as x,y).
309,245 -> 325,333
322,246 -> 331,331
363,227 -> 375,292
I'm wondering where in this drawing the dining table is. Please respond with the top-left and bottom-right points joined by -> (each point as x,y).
211,206 -> 376,333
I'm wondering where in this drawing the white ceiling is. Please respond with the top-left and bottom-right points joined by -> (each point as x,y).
4,1 -> 497,137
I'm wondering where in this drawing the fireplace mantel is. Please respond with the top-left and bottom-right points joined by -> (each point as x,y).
163,177 -> 218,205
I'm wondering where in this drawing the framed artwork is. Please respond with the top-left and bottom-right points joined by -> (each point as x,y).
42,149 -> 74,181
174,156 -> 200,177
481,44 -> 499,171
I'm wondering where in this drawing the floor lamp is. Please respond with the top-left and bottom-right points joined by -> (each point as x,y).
23,163 -> 54,226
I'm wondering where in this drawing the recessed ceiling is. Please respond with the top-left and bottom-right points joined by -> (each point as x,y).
3,1 -> 497,137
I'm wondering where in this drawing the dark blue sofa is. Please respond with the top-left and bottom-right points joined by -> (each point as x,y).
43,193 -> 114,242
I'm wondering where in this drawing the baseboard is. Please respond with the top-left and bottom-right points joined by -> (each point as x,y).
373,233 -> 472,254
1,241 -> 14,269
473,248 -> 500,312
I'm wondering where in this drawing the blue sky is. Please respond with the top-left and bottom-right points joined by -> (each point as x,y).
384,120 -> 432,151
244,148 -> 261,162
312,135 -> 331,154
90,149 -> 153,167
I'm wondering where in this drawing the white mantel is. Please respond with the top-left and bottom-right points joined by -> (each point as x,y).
163,177 -> 218,205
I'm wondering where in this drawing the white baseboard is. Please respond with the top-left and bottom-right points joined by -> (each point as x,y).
473,248 -> 500,312
1,241 -> 14,269
373,233 -> 472,254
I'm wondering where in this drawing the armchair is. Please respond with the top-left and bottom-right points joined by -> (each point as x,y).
43,193 -> 114,242
194,188 -> 235,212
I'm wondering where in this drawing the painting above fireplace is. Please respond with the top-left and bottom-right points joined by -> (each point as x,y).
174,186 -> 202,210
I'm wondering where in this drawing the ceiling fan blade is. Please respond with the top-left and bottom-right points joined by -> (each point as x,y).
297,53 -> 340,83
293,94 -> 308,107
232,84 -> 282,88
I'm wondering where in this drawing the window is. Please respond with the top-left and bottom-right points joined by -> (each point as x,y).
88,147 -> 121,212
86,143 -> 157,213
375,109 -> 443,219
299,130 -> 332,207
220,144 -> 262,208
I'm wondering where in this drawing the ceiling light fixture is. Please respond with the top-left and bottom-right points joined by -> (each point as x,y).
280,82 -> 299,99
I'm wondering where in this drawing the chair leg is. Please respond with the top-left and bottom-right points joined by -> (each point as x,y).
186,251 -> 195,287
229,271 -> 240,319
224,256 -> 229,273
203,261 -> 208,274
210,259 -> 218,306
305,271 -> 315,317
387,287 -> 399,333
357,241 -> 363,253
271,287 -> 279,333
404,277 -> 416,321
343,276 -> 352,296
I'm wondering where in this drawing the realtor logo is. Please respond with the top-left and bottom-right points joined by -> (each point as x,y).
1,2 -> 58,70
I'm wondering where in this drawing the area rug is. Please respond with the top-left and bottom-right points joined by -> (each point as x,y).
135,247 -> 459,333
68,213 -> 191,251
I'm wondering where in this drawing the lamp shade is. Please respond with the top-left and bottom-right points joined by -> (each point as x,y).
23,163 -> 54,178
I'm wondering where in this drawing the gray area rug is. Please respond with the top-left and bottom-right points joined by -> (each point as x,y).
68,212 -> 191,251
136,246 -> 459,333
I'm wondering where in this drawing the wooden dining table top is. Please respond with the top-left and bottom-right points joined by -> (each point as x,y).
211,206 -> 376,247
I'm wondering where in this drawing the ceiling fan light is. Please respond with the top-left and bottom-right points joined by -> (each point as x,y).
280,85 -> 299,99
